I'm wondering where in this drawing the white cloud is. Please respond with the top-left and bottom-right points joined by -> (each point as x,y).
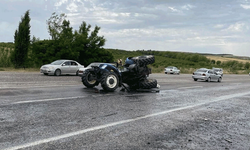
240,4 -> 250,9
66,2 -> 78,12
181,4 -> 195,10
55,0 -> 68,7
168,7 -> 179,12
223,22 -> 248,32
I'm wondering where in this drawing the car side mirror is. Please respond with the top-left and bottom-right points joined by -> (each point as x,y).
62,64 -> 66,66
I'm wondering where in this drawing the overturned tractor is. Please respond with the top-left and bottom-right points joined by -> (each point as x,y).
81,55 -> 158,92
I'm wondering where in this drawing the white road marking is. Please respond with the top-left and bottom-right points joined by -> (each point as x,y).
12,96 -> 88,104
178,86 -> 203,90
4,91 -> 250,150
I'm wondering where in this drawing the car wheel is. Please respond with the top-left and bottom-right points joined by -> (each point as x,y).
54,69 -> 61,76
101,72 -> 119,92
44,73 -> 48,75
207,77 -> 211,82
82,69 -> 98,88
139,78 -> 157,89
194,79 -> 197,81
217,77 -> 222,82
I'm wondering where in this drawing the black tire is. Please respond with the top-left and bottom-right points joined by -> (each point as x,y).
82,69 -> 98,88
54,69 -> 61,76
139,78 -> 157,89
44,73 -> 48,75
207,77 -> 211,82
132,55 -> 155,66
217,77 -> 222,82
194,78 -> 197,81
101,72 -> 119,92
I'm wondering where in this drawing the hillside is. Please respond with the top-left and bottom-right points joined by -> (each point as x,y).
107,49 -> 250,74
1,42 -> 250,74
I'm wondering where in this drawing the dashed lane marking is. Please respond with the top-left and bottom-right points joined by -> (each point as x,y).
178,86 -> 203,90
12,96 -> 88,105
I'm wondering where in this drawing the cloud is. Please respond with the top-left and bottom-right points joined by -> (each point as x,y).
240,4 -> 250,9
223,22 -> 249,32
181,4 -> 195,10
55,0 -> 68,8
66,2 -> 78,12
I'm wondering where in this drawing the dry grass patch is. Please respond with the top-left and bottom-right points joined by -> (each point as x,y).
206,55 -> 250,63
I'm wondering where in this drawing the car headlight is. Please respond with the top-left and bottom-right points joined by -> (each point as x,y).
48,66 -> 54,70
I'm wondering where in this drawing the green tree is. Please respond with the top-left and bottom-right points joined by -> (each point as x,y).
32,12 -> 113,66
216,60 -> 221,66
11,10 -> 31,68
46,12 -> 66,40
211,59 -> 216,64
245,62 -> 250,69
73,21 -> 112,65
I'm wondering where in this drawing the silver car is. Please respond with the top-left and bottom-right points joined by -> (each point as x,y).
192,68 -> 222,82
40,60 -> 84,76
164,66 -> 180,74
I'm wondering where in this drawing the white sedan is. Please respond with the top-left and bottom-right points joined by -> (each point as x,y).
164,66 -> 180,75
40,60 -> 84,76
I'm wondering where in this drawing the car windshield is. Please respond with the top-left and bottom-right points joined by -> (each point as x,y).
51,60 -> 65,65
167,67 -> 173,69
196,69 -> 207,72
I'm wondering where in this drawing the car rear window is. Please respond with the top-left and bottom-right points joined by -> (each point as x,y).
196,69 -> 207,72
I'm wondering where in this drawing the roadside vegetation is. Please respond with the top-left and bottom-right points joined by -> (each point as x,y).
1,10 -> 250,74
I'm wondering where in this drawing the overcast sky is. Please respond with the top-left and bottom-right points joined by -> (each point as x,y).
1,0 -> 250,56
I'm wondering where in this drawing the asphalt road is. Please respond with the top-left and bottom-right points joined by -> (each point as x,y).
0,72 -> 250,150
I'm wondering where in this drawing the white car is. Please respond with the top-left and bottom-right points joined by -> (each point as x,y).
192,68 -> 222,82
40,60 -> 84,76
164,66 -> 180,75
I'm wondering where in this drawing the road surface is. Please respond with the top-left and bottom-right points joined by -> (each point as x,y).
0,72 -> 250,149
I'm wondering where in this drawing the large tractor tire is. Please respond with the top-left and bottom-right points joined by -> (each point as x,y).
132,55 -> 155,66
139,78 -> 157,89
101,72 -> 119,92
82,69 -> 98,88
